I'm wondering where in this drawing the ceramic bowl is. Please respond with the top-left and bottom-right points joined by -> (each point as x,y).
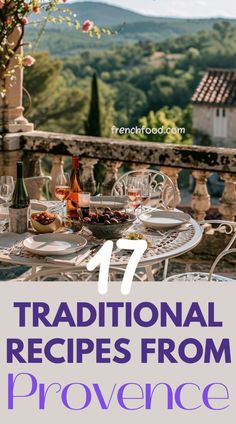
83,213 -> 136,240
31,212 -> 62,234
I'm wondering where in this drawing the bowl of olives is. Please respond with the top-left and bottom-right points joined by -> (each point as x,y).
82,208 -> 136,239
31,211 -> 62,233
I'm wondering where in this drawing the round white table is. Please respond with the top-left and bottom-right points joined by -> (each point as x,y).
0,202 -> 203,281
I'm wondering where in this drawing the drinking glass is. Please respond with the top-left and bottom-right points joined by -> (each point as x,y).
78,192 -> 90,218
126,176 -> 142,210
139,175 -> 151,209
126,175 -> 151,213
0,176 -> 14,206
54,172 -> 70,218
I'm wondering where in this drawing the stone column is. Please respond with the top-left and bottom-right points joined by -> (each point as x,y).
80,157 -> 98,195
0,26 -> 34,133
2,151 -> 23,177
219,173 -> 236,221
191,170 -> 212,221
160,166 -> 182,207
101,160 -> 122,195
0,135 -> 4,176
129,163 -> 150,172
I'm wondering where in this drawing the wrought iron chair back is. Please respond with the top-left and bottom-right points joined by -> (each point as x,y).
111,170 -> 177,210
165,220 -> 236,282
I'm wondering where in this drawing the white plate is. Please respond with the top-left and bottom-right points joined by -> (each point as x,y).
23,234 -> 87,256
90,196 -> 128,210
139,211 -> 191,229
30,201 -> 48,213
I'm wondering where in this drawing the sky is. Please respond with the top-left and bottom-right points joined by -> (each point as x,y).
74,0 -> 236,19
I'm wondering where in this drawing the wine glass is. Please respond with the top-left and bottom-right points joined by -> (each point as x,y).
54,172 -> 70,219
126,175 -> 151,213
126,176 -> 142,211
0,176 -> 14,207
139,175 -> 151,210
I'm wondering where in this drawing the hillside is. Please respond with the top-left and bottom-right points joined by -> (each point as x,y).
68,1 -> 156,26
26,2 -> 236,55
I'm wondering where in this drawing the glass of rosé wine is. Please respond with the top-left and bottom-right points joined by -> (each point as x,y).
55,172 -> 70,219
126,175 -> 150,213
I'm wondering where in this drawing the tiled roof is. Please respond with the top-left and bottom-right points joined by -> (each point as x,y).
192,69 -> 236,106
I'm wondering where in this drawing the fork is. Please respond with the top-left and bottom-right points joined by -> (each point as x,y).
9,240 -> 24,256
145,223 -> 191,237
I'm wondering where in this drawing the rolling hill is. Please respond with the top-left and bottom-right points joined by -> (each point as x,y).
67,1 -> 157,26
26,1 -> 236,55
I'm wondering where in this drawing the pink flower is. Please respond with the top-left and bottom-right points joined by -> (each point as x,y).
21,16 -> 29,25
23,55 -> 36,67
82,20 -> 94,32
0,0 -> 5,10
32,6 -> 40,13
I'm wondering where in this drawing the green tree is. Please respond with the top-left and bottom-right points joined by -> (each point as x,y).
85,73 -> 102,137
23,52 -> 89,134
113,82 -> 147,126
132,106 -> 192,145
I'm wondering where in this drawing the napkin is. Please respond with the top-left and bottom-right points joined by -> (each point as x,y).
0,232 -> 30,250
45,246 -> 93,266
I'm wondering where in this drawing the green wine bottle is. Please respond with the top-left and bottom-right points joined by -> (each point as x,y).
11,162 -> 29,209
9,162 -> 30,234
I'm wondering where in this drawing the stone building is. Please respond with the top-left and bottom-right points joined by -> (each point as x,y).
192,68 -> 236,147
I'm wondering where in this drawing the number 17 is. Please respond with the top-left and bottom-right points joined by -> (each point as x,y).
86,239 -> 147,295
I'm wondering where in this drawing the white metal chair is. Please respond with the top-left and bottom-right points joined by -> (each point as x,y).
165,220 -> 236,283
111,170 -> 177,210
112,169 -> 177,279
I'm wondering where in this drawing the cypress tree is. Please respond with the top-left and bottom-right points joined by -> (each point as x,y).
85,73 -> 101,137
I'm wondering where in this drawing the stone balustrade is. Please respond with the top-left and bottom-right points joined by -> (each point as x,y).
0,130 -> 236,221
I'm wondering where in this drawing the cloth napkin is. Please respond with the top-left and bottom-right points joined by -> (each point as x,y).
45,246 -> 93,266
0,232 -> 30,250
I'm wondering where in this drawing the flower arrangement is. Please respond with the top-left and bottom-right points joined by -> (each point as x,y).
0,0 -> 104,96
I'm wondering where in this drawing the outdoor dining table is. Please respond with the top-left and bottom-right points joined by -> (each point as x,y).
0,201 -> 203,281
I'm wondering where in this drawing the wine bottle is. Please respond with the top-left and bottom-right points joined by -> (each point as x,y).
11,162 -> 30,209
67,156 -> 83,220
9,162 -> 30,234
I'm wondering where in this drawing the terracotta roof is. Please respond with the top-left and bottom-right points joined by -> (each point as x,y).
192,69 -> 236,107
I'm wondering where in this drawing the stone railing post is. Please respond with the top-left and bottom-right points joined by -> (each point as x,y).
129,163 -> 150,172
49,156 -> 64,199
80,158 -> 98,195
28,155 -> 43,178
0,26 -> 33,133
0,136 -> 4,175
101,160 -> 122,195
219,173 -> 236,221
191,170 -> 212,221
160,166 -> 182,206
